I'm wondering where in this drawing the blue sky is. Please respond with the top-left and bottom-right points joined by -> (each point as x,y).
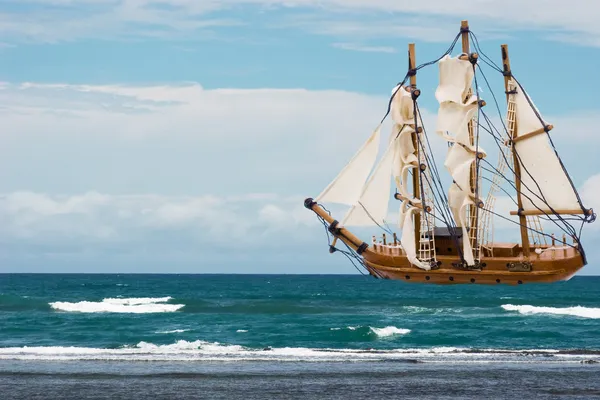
1,0 -> 599,274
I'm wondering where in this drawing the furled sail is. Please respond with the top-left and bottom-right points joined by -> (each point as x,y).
510,79 -> 583,213
392,124 -> 420,200
391,84 -> 415,125
391,85 -> 434,270
399,201 -> 431,270
315,126 -> 381,206
435,54 -> 485,266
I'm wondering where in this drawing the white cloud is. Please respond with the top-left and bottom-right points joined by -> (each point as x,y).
1,80 -> 599,272
0,82 -> 388,196
2,0 -> 600,45
2,80 -> 598,206
0,191 -> 315,243
332,42 -> 396,53
0,190 -> 343,273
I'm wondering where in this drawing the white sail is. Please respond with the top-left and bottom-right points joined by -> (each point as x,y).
391,85 -> 415,125
436,97 -> 478,141
435,54 -> 483,266
399,201 -> 431,270
316,125 -> 381,206
435,54 -> 475,104
447,184 -> 475,265
448,183 -> 465,227
511,79 -> 582,213
392,124 -> 419,200
342,135 -> 397,226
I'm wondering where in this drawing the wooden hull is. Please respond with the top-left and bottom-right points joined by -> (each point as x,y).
304,199 -> 586,285
361,247 -> 584,285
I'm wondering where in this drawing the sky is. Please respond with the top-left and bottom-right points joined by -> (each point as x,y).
1,0 -> 599,274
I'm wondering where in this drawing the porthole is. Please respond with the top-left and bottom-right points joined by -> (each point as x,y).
470,278 -> 475,283
496,279 -> 501,283
405,275 -> 410,280
449,277 -> 454,281
425,276 -> 430,281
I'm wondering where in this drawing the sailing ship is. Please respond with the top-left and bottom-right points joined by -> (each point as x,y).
304,20 -> 596,285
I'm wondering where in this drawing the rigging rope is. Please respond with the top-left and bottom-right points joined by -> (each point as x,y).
413,102 -> 465,261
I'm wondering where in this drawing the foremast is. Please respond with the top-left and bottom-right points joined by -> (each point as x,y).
307,42 -> 438,271
406,43 -> 436,268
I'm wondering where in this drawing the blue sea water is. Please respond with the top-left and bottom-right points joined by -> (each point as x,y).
1,274 -> 600,399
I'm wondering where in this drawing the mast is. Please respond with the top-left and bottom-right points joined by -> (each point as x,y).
501,44 -> 530,258
461,20 -> 479,263
408,43 -> 421,252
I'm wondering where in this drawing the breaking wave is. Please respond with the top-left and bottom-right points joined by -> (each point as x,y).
0,341 -> 598,363
370,326 -> 411,337
501,304 -> 600,319
329,326 -> 410,338
49,297 -> 184,313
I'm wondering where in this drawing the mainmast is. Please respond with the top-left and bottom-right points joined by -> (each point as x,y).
501,44 -> 530,258
461,20 -> 481,264
409,43 -> 421,253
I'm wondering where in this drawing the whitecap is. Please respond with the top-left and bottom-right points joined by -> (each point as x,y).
501,304 -> 600,319
370,326 -> 411,337
103,297 -> 172,306
49,297 -> 183,313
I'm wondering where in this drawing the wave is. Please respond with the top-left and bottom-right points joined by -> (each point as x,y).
502,304 -> 600,319
156,329 -> 190,334
103,297 -> 173,306
329,326 -> 410,339
370,326 -> 411,337
0,341 -> 598,363
49,297 -> 184,313
330,326 -> 359,331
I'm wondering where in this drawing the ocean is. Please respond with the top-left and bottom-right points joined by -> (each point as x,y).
1,273 -> 600,399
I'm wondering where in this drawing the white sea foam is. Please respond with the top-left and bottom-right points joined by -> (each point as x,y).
0,341 -> 595,363
501,304 -> 600,319
370,326 -> 411,337
236,330 -> 248,333
104,297 -> 173,305
156,329 -> 190,334
49,297 -> 183,313
330,326 -> 360,331
402,306 -> 429,313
